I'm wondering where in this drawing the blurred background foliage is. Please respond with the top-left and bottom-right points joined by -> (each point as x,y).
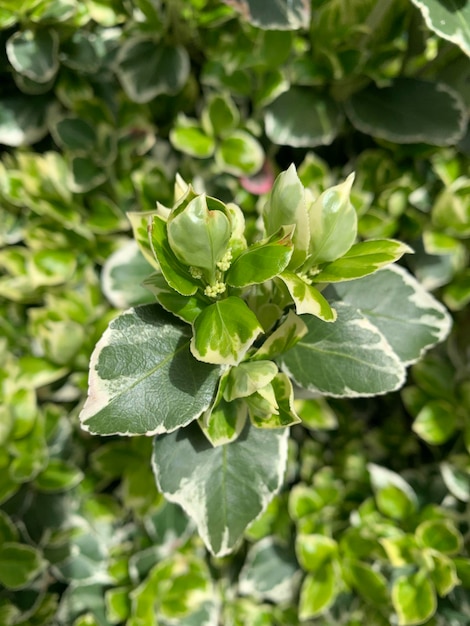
0,0 -> 469,624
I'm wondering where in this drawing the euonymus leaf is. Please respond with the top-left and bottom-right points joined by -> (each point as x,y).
127,211 -> 160,270
116,38 -> 190,103
306,174 -> 356,265
149,215 -> 199,296
167,194 -> 231,282
191,297 -> 263,365
329,265 -> 452,365
238,538 -> 300,604
299,566 -> 337,620
265,88 -> 343,147
345,78 -> 467,146
224,360 -> 278,401
215,130 -> 264,176
152,421 -> 288,556
278,302 -> 405,397
0,542 -> 45,589
278,272 -> 337,321
222,0 -> 310,29
226,226 -> 294,288
202,93 -> 239,137
0,95 -> 49,146
170,119 -> 216,158
313,239 -> 413,282
79,305 -> 221,436
254,310 -> 307,360
392,571 -> 436,626
199,397 -> 247,447
143,272 -> 207,324
248,374 -> 301,429
410,0 -> 470,57
263,164 -> 310,269
7,29 -> 59,83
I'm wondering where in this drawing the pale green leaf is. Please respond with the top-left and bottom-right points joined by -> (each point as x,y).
254,310 -> 307,360
392,571 -> 436,626
278,272 -> 337,321
248,373 -> 301,429
313,239 -> 413,282
216,130 -> 264,176
224,360 -> 278,402
7,29 -> 59,83
191,297 -> 263,365
416,519 -> 463,555
170,120 -> 216,158
412,400 -> 458,445
0,542 -> 45,590
79,305 -> 221,436
296,534 -> 337,573
222,0 -> 310,29
410,0 -> 470,57
152,421 -> 289,556
298,566 -> 337,620
142,272 -> 207,324
198,397 -> 247,447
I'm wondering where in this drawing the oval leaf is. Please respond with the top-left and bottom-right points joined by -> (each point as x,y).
79,305 -> 221,436
7,29 -> 59,83
345,78 -> 467,146
152,421 -> 289,556
222,0 -> 310,29
216,130 -> 264,176
392,571 -> 437,626
278,271 -> 337,321
278,302 -> 406,397
410,0 -> 470,57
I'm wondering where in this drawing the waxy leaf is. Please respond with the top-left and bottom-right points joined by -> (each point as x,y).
126,211 -> 160,270
248,374 -> 301,429
199,397 -> 247,447
202,93 -> 239,137
224,360 -> 278,401
216,130 -> 264,176
152,421 -> 289,556
392,571 -> 436,626
278,302 -> 405,397
306,174 -> 357,265
299,566 -> 337,620
0,543 -> 45,589
170,119 -> 216,158
192,297 -> 263,365
263,164 -> 310,269
346,79 -> 467,146
330,265 -> 452,365
143,272 -> 207,324
149,215 -> 198,296
254,310 -> 307,360
7,29 -> 59,83
80,305 -> 221,436
279,272 -> 337,321
313,239 -> 413,283
296,534 -> 337,573
265,88 -> 343,147
0,95 -> 49,146
167,194 -> 231,282
226,227 -> 294,288
116,38 -> 190,103
410,0 -> 470,57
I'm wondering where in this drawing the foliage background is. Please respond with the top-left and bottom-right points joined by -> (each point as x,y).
0,0 -> 469,624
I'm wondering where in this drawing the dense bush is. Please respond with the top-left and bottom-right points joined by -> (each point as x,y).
0,1 -> 469,624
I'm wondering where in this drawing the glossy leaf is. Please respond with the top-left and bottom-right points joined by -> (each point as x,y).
191,297 -> 263,365
412,400 -> 458,445
253,310 -> 307,360
313,239 -> 413,283
7,29 -> 59,83
296,534 -> 337,573
298,565 -> 337,620
224,360 -> 278,401
226,226 -> 294,288
170,119 -> 216,158
265,88 -> 343,147
416,519 -> 463,555
222,0 -> 310,29
330,265 -> 452,365
279,272 -> 337,321
216,130 -> 264,176
279,302 -> 405,397
248,374 -> 301,429
152,421 -> 288,556
0,95 -> 49,146
0,542 -> 45,589
143,272 -> 207,324
116,38 -> 190,103
79,305 -> 221,436
346,79 -> 467,146
410,0 -> 470,57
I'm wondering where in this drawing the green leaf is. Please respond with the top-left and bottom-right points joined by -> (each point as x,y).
222,0 -> 310,29
202,93 -> 239,137
192,297 -> 263,365
224,360 -> 278,401
347,561 -> 389,606
279,302 -> 405,397
199,396 -> 247,447
306,173 -> 357,265
167,194 -> 231,282
143,272 -> 207,324
296,534 -> 337,573
416,520 -> 463,555
0,95 -> 49,146
238,538 -> 300,604
262,164 -> 310,269
440,461 -> 470,502
248,373 -> 301,429
294,397 -> 338,430
152,421 -> 288,556
313,239 -> 413,283
265,88 -> 343,147
254,310 -> 307,360
127,211 -> 160,270
51,116 -> 97,153
330,265 -> 452,365
116,38 -> 190,103
410,0 -> 470,57
34,459 -> 83,493
368,463 -> 418,520
298,565 -> 337,620
345,79 -> 467,146
7,29 -> 59,83
412,400 -> 458,445
79,305 -> 221,436
278,272 -> 337,321
170,119 -> 216,158
226,227 -> 294,288
216,130 -> 264,176
392,571 -> 436,626
428,552 -> 459,597
149,215 -> 199,296
0,542 -> 45,590
70,157 -> 106,193
102,240 -> 156,309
